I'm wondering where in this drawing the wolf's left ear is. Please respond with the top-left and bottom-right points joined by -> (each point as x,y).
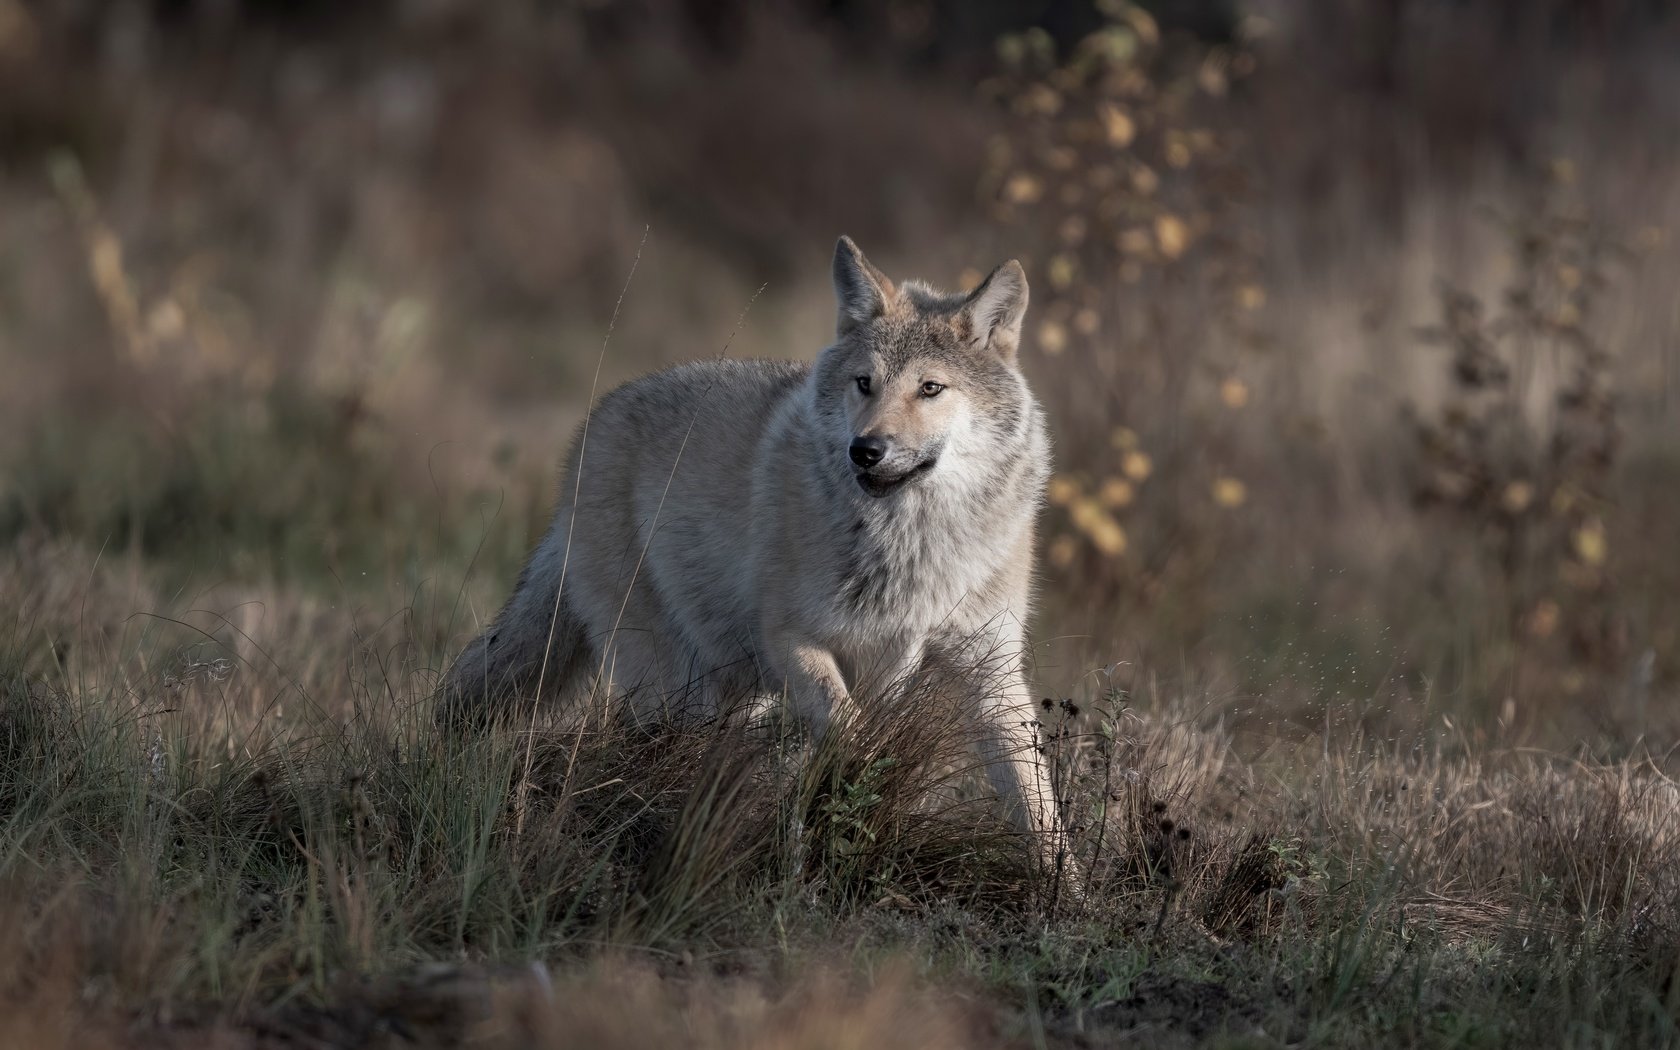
833,236 -> 895,337
961,260 -> 1030,363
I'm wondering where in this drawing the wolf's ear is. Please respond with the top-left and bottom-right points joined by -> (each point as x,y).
961,260 -> 1029,363
833,236 -> 894,337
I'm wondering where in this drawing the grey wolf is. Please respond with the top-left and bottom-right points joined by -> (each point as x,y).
441,236 -> 1068,875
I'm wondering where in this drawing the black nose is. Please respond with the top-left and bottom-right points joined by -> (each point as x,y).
849,435 -> 889,469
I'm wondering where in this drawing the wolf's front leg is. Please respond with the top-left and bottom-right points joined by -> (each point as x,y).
977,687 -> 1054,837
768,635 -> 857,742
962,651 -> 1082,897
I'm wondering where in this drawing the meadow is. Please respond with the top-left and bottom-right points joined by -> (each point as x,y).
2,3 -> 1679,1046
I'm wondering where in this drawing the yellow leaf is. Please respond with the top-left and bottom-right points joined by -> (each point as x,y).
1501,480 -> 1534,514
1098,102 -> 1136,148
1165,135 -> 1192,169
1069,496 -> 1101,532
1236,284 -> 1266,311
1124,4 -> 1159,46
1047,534 -> 1079,568
1572,519 -> 1608,566
1072,499 -> 1128,556
1121,450 -> 1153,481
146,299 -> 186,342
1087,516 -> 1128,556
1004,173 -> 1043,204
1219,377 -> 1249,409
1211,476 -> 1247,507
1024,83 -> 1063,115
1110,426 -> 1139,450
1046,475 -> 1081,507
1197,56 -> 1228,96
1048,254 -> 1078,290
1154,214 -> 1190,259
1037,320 -> 1069,355
1099,477 -> 1135,508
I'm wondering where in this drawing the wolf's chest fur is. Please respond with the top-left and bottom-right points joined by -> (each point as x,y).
779,453 -> 1028,661
816,474 -> 1029,647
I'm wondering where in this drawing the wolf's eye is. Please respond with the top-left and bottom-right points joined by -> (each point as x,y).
920,381 -> 946,398
855,376 -> 872,395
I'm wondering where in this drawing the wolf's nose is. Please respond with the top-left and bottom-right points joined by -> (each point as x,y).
849,436 -> 889,469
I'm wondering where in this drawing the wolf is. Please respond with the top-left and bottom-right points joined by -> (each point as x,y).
440,236 -> 1069,875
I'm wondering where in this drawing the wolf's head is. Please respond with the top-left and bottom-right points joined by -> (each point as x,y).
811,236 -> 1035,500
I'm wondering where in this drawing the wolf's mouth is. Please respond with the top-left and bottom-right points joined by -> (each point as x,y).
854,456 -> 938,498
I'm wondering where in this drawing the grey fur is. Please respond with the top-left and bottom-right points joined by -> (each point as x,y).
441,237 -> 1071,878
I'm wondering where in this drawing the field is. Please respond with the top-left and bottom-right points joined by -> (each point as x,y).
3,2 -> 1680,1046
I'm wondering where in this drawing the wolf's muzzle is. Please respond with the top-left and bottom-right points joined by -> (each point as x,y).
853,454 -> 938,498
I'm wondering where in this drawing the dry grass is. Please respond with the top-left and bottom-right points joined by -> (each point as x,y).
3,536 -> 1680,1046
4,2 -> 1680,1045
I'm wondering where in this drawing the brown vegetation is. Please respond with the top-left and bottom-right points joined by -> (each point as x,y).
3,1 -> 1679,1045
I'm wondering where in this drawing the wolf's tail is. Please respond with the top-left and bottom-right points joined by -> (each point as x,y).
437,545 -> 591,732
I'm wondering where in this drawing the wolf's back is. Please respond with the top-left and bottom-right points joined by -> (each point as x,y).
579,358 -> 809,475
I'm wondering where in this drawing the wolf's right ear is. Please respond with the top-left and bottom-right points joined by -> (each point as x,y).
961,260 -> 1029,364
833,236 -> 894,337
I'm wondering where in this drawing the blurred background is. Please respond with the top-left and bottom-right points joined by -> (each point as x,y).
2,0 -> 1677,748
